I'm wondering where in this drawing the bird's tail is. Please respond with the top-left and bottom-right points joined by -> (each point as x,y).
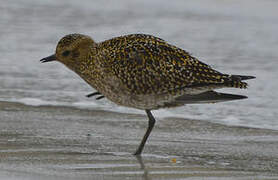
230,75 -> 256,81
223,74 -> 256,89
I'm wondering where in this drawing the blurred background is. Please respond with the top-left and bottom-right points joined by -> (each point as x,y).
1,0 -> 277,129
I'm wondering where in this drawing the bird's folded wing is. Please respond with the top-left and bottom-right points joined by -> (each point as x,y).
98,34 -> 230,95
174,90 -> 247,104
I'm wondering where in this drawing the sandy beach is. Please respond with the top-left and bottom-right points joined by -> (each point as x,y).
1,101 -> 277,179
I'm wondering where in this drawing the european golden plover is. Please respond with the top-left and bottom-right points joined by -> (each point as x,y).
40,34 -> 255,155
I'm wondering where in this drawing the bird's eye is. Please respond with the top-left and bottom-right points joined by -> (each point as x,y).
62,50 -> 70,57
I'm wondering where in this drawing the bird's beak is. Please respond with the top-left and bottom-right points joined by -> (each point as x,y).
40,54 -> 56,63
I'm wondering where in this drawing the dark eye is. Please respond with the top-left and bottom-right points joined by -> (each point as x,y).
62,50 -> 70,57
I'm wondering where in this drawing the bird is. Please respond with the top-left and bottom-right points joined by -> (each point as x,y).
40,33 -> 255,155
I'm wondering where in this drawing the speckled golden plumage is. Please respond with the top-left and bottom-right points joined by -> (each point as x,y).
97,34 -> 248,93
51,33 -> 252,110
40,33 -> 255,155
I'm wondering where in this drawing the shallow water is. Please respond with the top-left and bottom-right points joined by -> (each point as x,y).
1,0 -> 278,129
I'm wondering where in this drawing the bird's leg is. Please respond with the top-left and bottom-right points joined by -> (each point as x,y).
134,110 -> 156,155
86,92 -> 101,97
86,92 -> 105,100
95,95 -> 105,100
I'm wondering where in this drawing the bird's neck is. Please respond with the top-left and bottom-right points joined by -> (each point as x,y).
66,47 -> 99,85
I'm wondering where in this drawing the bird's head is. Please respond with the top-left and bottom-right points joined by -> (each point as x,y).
40,34 -> 95,70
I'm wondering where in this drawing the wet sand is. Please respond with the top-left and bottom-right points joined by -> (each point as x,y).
0,101 -> 278,179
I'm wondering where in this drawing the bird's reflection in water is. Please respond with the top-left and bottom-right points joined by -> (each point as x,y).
135,156 -> 151,180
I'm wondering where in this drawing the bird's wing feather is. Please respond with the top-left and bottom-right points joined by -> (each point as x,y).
98,34 -> 230,95
174,90 -> 247,104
